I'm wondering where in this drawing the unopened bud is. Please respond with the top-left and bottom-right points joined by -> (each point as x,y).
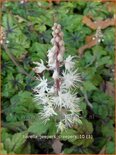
52,70 -> 59,80
59,40 -> 64,46
59,32 -> 64,37
60,46 -> 65,53
51,45 -> 58,53
54,23 -> 57,27
55,28 -> 59,34
58,53 -> 63,62
48,57 -> 54,64
57,24 -> 61,30
47,51 -> 55,58
51,38 -> 55,44
55,36 -> 60,43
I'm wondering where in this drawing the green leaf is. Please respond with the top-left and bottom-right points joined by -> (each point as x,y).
28,119 -> 50,135
106,141 -> 115,154
83,81 -> 97,91
10,132 -> 28,153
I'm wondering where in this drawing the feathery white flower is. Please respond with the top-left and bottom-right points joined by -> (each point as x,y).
62,70 -> 81,89
53,91 -> 79,110
64,114 -> 78,127
40,105 -> 57,123
33,60 -> 46,73
57,121 -> 66,132
64,55 -> 75,71
34,77 -> 48,93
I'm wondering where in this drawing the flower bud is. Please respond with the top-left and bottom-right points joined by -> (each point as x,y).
54,28 -> 59,34
51,38 -> 55,44
59,40 -> 64,46
48,57 -> 54,64
51,45 -> 58,53
47,51 -> 55,58
60,46 -> 65,53
59,32 -> 64,37
55,36 -> 60,43
58,53 -> 63,62
57,24 -> 61,30
52,70 -> 59,80
52,32 -> 56,37
54,23 -> 57,27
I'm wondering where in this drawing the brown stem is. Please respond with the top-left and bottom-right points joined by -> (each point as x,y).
55,42 -> 60,94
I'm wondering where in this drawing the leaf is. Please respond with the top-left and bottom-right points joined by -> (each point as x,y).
48,120 -> 57,135
10,131 -> 28,153
52,139 -> 63,154
83,81 -> 97,91
106,141 -> 115,154
28,119 -> 50,135
101,122 -> 114,139
60,128 -> 77,143
30,42 -> 50,61
0,143 -> 7,154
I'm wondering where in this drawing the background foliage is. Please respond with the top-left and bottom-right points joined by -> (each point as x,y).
1,0 -> 115,154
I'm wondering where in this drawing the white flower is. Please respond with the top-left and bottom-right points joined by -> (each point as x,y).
49,86 -> 55,94
64,55 -> 75,71
64,114 -> 78,127
53,91 -> 79,110
62,70 -> 81,88
57,121 -> 66,132
33,60 -> 46,73
40,105 -> 57,123
34,77 -> 48,93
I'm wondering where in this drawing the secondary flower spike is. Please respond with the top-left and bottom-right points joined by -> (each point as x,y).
33,23 -> 82,132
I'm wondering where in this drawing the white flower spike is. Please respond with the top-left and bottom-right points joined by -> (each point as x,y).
33,23 -> 82,132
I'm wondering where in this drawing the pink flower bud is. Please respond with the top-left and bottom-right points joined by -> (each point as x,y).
54,23 -> 57,26
57,24 -> 61,30
59,32 -> 64,37
47,51 -> 55,58
55,36 -> 60,43
59,40 -> 64,46
52,70 -> 59,80
60,46 -> 65,53
51,45 -> 58,53
52,32 -> 55,37
58,53 -> 63,62
51,38 -> 55,44
48,57 -> 54,64
54,28 -> 59,34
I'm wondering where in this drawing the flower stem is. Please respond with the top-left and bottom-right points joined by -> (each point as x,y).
55,43 -> 60,94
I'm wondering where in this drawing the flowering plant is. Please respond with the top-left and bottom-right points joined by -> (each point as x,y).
33,23 -> 82,132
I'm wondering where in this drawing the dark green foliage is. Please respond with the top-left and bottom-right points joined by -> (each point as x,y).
1,1 -> 115,154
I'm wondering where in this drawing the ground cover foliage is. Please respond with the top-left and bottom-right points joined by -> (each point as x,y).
1,0 -> 115,154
